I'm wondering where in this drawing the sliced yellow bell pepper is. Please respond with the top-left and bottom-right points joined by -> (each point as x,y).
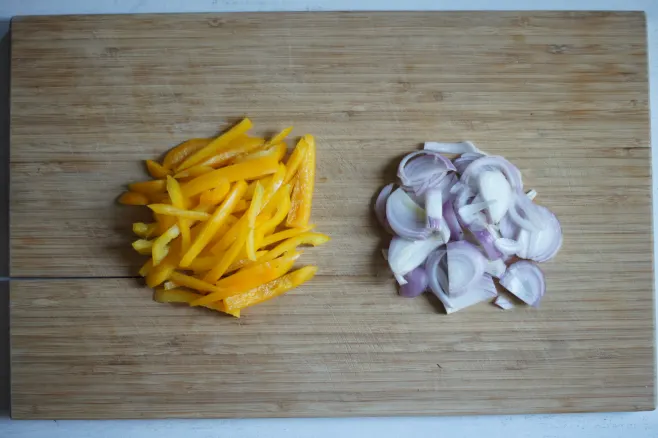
199,182 -> 231,206
154,288 -> 239,317
133,222 -> 158,239
174,165 -> 214,180
224,265 -> 317,312
187,251 -> 267,273
176,118 -> 253,171
146,160 -> 170,179
263,164 -> 287,207
232,199 -> 249,214
166,175 -> 191,252
234,142 -> 287,164
284,137 -> 308,184
192,251 -> 301,305
257,184 -> 292,237
246,182 -> 265,261
129,179 -> 166,196
259,225 -> 315,248
257,232 -> 329,265
148,204 -> 211,221
118,191 -> 150,205
210,212 -> 270,255
152,224 -> 180,265
180,180 -> 247,267
162,138 -> 211,170
198,136 -> 265,168
139,258 -> 154,277
168,271 -> 223,294
287,134 -> 316,227
203,220 -> 250,283
181,155 -> 279,198
145,251 -> 178,288
132,239 -> 153,255
154,212 -> 177,236
268,126 -> 293,146
162,281 -> 178,290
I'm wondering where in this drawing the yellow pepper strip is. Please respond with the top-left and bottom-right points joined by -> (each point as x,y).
198,182 -> 231,206
263,164 -> 287,207
284,137 -> 308,184
233,199 -> 249,214
225,265 -> 317,312
234,142 -> 287,164
133,222 -> 158,239
176,118 -> 253,171
163,281 -> 178,290
139,258 -> 154,277
154,213 -> 177,236
145,251 -> 178,287
181,155 -> 279,198
162,138 -> 211,170
210,213 -> 269,255
198,137 -> 265,168
188,251 -> 267,273
152,224 -> 180,266
180,180 -> 247,267
192,251 -> 301,305
173,165 -> 214,180
154,288 -> 239,317
257,184 -> 292,237
148,204 -> 211,221
246,182 -> 265,261
257,232 -> 329,265
287,134 -> 316,227
132,239 -> 153,255
146,160 -> 170,179
203,220 -> 250,283
168,271 -> 223,294
129,179 -> 166,196
118,191 -> 150,205
268,126 -> 293,146
259,225 -> 316,248
166,175 -> 191,252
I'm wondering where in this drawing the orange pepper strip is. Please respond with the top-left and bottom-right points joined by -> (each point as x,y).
129,179 -> 166,196
133,222 -> 158,239
180,180 -> 247,267
154,289 -> 239,317
152,224 -> 180,265
168,271 -> 223,294
181,155 -> 279,198
192,251 -> 301,305
256,233 -> 329,265
259,225 -> 316,248
139,259 -> 154,277
203,220 -> 250,283
118,191 -> 150,206
234,142 -> 287,165
166,176 -> 191,252
198,137 -> 265,168
284,137 -> 308,184
199,182 -> 231,206
246,182 -> 265,261
176,118 -> 253,171
225,265 -> 317,312
132,239 -> 153,255
287,134 -> 316,227
267,126 -> 293,146
148,204 -> 211,221
146,160 -> 170,178
163,138 -> 211,170
174,165 -> 214,180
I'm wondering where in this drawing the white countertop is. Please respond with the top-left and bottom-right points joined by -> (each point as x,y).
1,1 -> 658,437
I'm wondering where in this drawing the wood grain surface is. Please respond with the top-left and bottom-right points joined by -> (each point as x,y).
9,11 -> 655,418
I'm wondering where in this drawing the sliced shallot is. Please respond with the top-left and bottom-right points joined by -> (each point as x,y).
424,141 -> 486,155
399,267 -> 429,298
388,235 -> 445,278
375,183 -> 395,234
499,261 -> 546,307
446,241 -> 487,296
386,188 -> 429,240
397,150 -> 455,195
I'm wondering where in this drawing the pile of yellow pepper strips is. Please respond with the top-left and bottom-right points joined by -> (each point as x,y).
118,118 -> 330,317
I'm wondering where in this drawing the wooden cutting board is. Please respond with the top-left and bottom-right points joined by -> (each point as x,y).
9,12 -> 654,419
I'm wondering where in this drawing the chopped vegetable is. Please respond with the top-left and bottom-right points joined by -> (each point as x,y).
375,141 -> 562,312
120,121 -> 328,317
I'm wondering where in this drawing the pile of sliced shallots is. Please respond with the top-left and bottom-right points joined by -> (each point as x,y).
375,141 -> 562,313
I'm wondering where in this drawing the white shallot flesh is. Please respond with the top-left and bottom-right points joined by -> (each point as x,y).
374,140 -> 562,313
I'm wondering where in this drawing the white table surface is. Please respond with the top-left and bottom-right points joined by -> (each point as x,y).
1,1 -> 658,437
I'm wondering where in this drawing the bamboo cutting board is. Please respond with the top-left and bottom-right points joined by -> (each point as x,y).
9,12 -> 655,419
